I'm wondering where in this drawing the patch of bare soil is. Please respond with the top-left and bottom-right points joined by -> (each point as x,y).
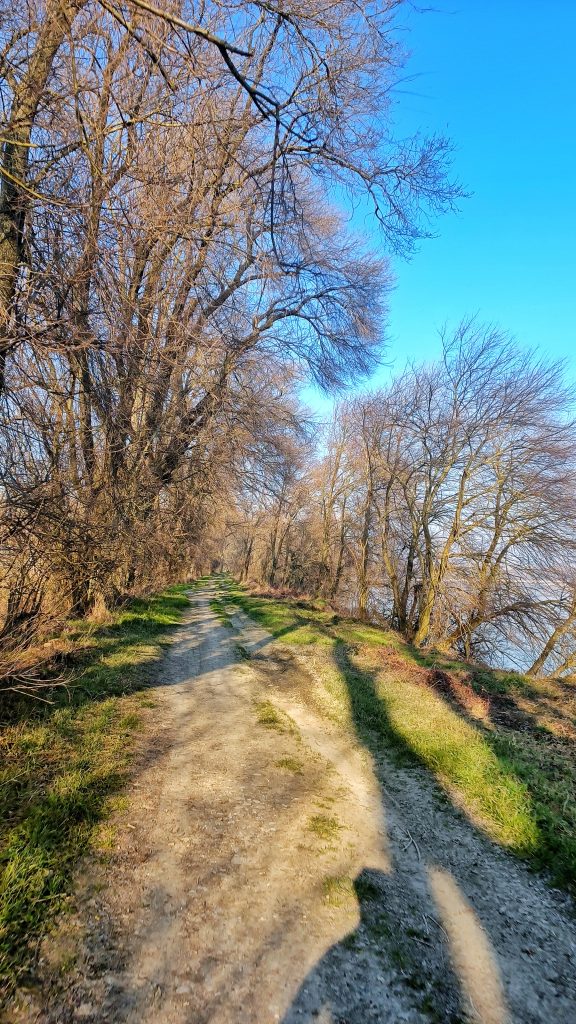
8,586 -> 576,1024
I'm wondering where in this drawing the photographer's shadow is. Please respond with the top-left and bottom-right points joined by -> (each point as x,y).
282,864 -> 508,1024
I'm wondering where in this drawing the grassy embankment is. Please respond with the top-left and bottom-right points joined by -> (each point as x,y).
224,578 -> 576,896
0,585 -> 190,998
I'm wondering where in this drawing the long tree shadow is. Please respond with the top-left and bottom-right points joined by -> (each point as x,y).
394,635 -> 576,739
229,591 -> 576,890
280,638 -> 576,1024
384,643 -> 576,890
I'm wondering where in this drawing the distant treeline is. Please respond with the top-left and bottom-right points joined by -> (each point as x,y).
226,323 -> 576,677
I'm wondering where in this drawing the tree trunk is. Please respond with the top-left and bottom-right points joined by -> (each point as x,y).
527,597 -> 576,676
241,538 -> 254,581
0,0 -> 86,393
412,590 -> 435,647
357,488 -> 373,620
329,505 -> 347,602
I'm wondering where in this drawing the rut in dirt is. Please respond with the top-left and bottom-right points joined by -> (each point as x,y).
27,584 -> 576,1024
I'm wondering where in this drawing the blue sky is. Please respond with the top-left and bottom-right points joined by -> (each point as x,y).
304,0 -> 576,412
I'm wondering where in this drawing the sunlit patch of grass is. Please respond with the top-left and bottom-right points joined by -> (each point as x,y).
254,699 -> 284,730
225,587 -> 334,645
337,622 -> 397,647
322,874 -> 355,906
253,700 -> 300,743
0,586 -> 187,999
322,643 -> 539,852
307,813 -> 342,842
209,598 -> 233,627
275,757 -> 304,774
373,669 -> 539,851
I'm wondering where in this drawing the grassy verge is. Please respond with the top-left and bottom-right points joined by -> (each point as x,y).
209,596 -> 234,626
0,586 -> 189,998
226,582 -> 576,894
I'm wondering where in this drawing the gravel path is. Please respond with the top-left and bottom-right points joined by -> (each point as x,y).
17,584 -> 576,1024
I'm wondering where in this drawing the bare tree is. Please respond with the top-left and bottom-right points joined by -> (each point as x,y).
1,0 -> 459,394
274,322 -> 576,675
1,1 -> 465,681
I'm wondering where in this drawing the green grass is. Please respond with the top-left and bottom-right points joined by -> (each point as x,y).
275,757 -> 304,774
209,597 -> 233,627
225,587 -> 335,645
336,651 -> 539,851
228,581 -> 576,894
254,699 -> 285,730
322,874 -> 355,907
0,587 -> 189,999
307,813 -> 342,842
253,699 -> 300,743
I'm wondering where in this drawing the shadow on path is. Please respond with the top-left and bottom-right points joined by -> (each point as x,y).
275,632 -> 576,1024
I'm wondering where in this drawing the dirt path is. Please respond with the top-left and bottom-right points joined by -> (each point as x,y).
17,584 -> 576,1023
